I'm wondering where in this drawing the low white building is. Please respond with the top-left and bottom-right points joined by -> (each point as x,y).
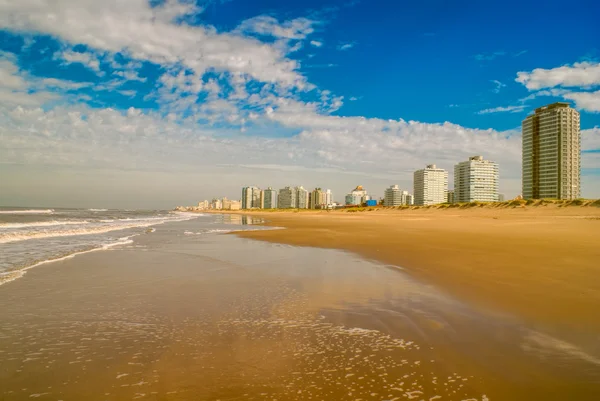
454,156 -> 499,203
384,185 -> 403,206
345,185 -> 370,206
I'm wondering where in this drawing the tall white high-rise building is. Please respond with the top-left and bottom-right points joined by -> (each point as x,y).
384,185 -> 403,206
413,165 -> 448,206
241,186 -> 262,209
522,102 -> 581,199
325,189 -> 333,206
262,187 -> 278,209
296,186 -> 309,209
454,156 -> 499,203
277,186 -> 296,209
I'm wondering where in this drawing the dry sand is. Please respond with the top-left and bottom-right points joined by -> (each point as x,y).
232,205 -> 600,331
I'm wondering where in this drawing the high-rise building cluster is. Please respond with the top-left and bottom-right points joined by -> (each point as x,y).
184,103 -> 581,211
239,186 -> 335,210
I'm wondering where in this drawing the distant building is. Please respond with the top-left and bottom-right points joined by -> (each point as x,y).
310,188 -> 327,209
405,193 -> 414,205
325,189 -> 333,206
498,193 -> 505,202
263,187 -> 278,209
277,186 -> 296,209
384,185 -> 403,206
197,200 -> 209,210
447,190 -> 455,204
345,185 -> 370,206
296,186 -> 309,209
454,156 -> 499,203
221,198 -> 241,211
210,198 -> 222,210
522,102 -> 580,200
242,186 -> 262,209
414,164 -> 448,206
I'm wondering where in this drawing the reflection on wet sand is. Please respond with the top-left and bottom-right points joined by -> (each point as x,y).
0,217 -> 599,400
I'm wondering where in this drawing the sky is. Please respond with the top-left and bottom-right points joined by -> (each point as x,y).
1,0 -> 599,209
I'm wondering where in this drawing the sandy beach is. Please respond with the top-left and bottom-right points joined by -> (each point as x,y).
234,206 -> 600,332
1,211 -> 600,400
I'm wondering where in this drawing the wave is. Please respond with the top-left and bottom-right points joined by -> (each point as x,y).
88,208 -> 108,212
0,209 -> 54,215
0,220 -> 88,229
0,215 -> 197,244
0,235 -> 137,286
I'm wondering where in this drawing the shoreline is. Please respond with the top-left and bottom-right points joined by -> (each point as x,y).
217,205 -> 600,331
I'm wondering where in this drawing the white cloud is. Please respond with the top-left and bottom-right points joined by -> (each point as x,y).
237,15 -> 315,40
0,0 -> 306,88
337,43 -> 355,51
477,105 -> 526,114
516,62 -> 600,90
562,90 -> 600,113
0,58 -> 27,90
310,40 -> 323,47
490,79 -> 506,93
59,49 -> 103,74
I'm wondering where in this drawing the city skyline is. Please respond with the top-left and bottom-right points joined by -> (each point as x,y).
1,1 -> 599,209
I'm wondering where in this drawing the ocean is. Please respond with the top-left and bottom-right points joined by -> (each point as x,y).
0,207 -> 201,285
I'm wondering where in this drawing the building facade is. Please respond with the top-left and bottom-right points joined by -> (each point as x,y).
325,189 -> 333,206
522,102 -> 581,200
241,186 -> 262,209
447,190 -> 454,204
262,187 -> 278,209
296,186 -> 309,209
345,185 -> 370,206
277,186 -> 296,209
454,156 -> 499,203
384,185 -> 403,206
413,164 -> 448,206
309,188 -> 327,209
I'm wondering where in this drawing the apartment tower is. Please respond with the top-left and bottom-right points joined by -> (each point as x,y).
262,187 -> 278,209
522,102 -> 580,199
241,186 -> 261,209
277,187 -> 296,209
413,164 -> 448,206
384,185 -> 403,206
454,156 -> 499,203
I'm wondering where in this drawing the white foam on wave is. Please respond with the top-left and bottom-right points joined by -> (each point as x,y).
0,235 -> 137,286
88,208 -> 108,212
0,220 -> 88,229
0,214 -> 197,244
0,209 -> 54,214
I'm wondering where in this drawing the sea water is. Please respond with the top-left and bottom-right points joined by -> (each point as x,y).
0,207 -> 198,285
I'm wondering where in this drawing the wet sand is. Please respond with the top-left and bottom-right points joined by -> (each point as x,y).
1,214 -> 599,400
234,206 -> 600,332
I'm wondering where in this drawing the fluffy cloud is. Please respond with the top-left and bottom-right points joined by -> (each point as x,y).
0,0 -> 306,88
562,90 -> 600,113
59,50 -> 103,74
516,62 -> 600,90
310,40 -> 323,47
237,15 -> 315,40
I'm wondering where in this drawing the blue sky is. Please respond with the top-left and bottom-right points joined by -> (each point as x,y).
1,0 -> 599,208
